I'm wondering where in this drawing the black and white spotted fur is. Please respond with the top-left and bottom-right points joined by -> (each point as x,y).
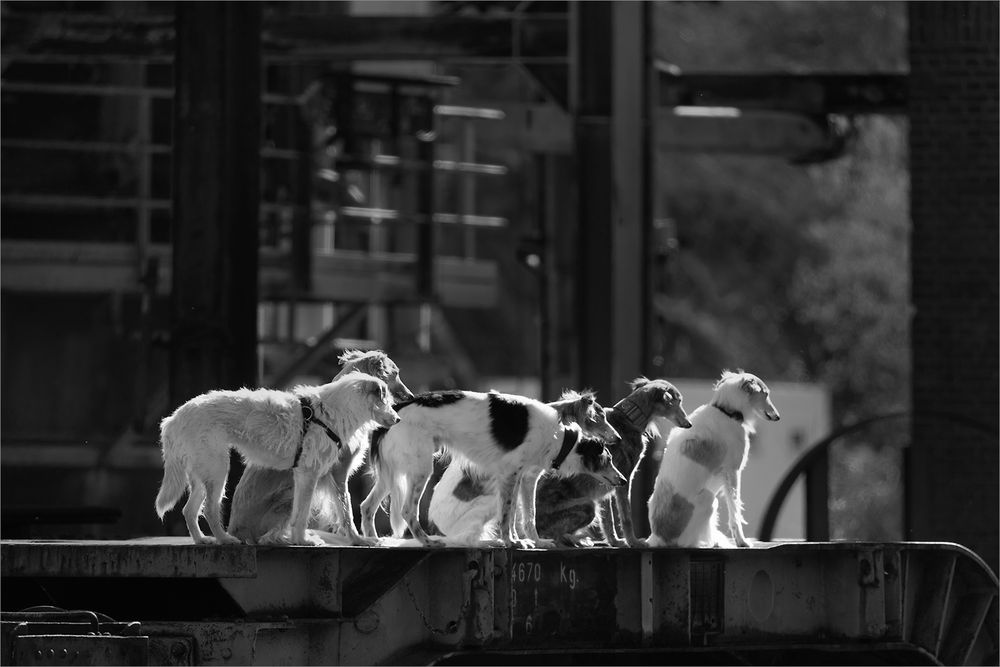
430,378 -> 692,547
359,389 -> 624,548
647,370 -> 780,548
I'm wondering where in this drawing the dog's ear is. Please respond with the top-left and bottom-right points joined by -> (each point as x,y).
373,352 -> 394,380
629,376 -> 651,390
338,349 -> 364,366
740,377 -> 759,394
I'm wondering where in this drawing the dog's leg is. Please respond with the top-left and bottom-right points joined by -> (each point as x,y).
182,480 -> 212,545
721,470 -> 749,547
613,485 -> 644,548
288,468 -> 324,546
359,472 -> 390,538
516,467 -> 554,548
597,496 -> 627,547
400,466 -> 443,547
497,469 -> 539,549
330,460 -> 376,546
202,476 -> 241,545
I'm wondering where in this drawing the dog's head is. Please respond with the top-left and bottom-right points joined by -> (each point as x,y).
628,377 -> 692,428
318,372 -> 400,429
337,349 -> 415,402
572,434 -> 627,487
549,390 -> 622,444
714,370 -> 780,422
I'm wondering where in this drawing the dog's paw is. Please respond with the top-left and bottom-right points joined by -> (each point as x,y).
213,533 -> 243,546
533,538 -> 556,549
511,538 -> 540,550
297,531 -> 326,547
421,536 -> 447,549
258,527 -> 293,545
625,536 -> 645,549
349,534 -> 379,547
191,534 -> 216,546
478,538 -> 506,549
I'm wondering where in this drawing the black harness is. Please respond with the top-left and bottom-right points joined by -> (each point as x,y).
711,403 -> 744,423
550,427 -> 581,471
292,396 -> 342,468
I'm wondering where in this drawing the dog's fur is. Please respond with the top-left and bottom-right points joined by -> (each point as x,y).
429,378 -> 692,547
228,350 -> 413,545
647,371 -> 780,548
155,372 -> 399,546
360,389 -> 625,548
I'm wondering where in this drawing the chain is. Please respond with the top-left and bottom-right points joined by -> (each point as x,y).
402,574 -> 472,636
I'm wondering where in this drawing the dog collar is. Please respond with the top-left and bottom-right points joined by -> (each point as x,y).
293,396 -> 342,468
711,403 -> 744,423
551,427 -> 581,471
614,396 -> 650,432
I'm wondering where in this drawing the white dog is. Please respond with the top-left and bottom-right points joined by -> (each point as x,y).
155,372 -> 399,546
360,389 -> 625,548
647,371 -> 780,548
227,350 -> 414,545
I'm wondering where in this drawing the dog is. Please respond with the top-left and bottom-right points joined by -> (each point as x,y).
155,372 -> 399,546
429,377 -> 692,547
359,389 -> 625,548
647,370 -> 780,548
228,350 -> 414,545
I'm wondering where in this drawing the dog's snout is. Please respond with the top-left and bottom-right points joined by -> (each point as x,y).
675,413 -> 693,429
766,410 -> 780,421
606,425 -> 622,443
394,382 -> 416,402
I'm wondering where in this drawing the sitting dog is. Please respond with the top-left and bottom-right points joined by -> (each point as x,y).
647,370 -> 780,548
429,377 -> 692,547
155,372 -> 399,546
360,389 -> 625,548
228,350 -> 414,545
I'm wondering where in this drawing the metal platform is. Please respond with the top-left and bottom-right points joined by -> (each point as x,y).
1,539 -> 997,665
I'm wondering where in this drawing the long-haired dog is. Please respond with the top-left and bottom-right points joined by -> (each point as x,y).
360,389 -> 625,548
647,370 -> 780,548
429,378 -> 691,547
155,372 -> 399,546
228,350 -> 414,545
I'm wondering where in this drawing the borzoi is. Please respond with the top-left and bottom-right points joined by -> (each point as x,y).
430,377 -> 692,547
647,370 -> 780,548
228,350 -> 414,545
360,389 -> 624,548
155,372 -> 398,546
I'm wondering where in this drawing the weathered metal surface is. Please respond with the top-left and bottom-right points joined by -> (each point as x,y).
0,538 -> 257,578
10,634 -> 148,666
0,540 -> 996,665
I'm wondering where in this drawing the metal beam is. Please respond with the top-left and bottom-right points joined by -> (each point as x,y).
170,3 -> 261,407
0,12 -> 568,61
659,72 -> 908,115
572,1 -> 651,402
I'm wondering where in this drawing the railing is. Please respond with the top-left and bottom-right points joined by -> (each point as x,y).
759,410 -> 1000,542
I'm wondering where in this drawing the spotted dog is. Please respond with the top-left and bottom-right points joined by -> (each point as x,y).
647,371 -> 780,548
430,377 -> 692,547
228,350 -> 414,545
155,372 -> 399,546
359,389 -> 625,548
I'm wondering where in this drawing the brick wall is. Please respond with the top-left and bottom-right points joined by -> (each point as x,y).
908,1 -> 999,573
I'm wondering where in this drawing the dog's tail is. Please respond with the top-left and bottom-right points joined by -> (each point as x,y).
155,420 -> 187,519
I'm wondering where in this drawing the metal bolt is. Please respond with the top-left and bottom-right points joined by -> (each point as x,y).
48,649 -> 55,658
61,649 -> 69,659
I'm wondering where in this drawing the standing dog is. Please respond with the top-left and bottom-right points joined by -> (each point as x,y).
360,389 -> 625,548
430,378 -> 691,547
228,350 -> 414,544
155,372 -> 399,546
647,370 -> 780,548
